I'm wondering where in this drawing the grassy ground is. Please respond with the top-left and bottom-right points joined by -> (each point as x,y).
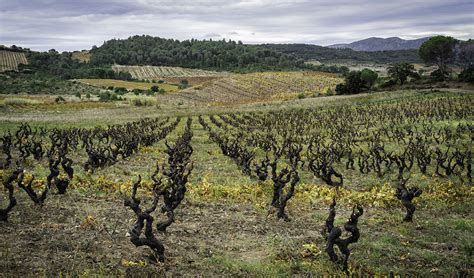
0,88 -> 473,276
76,79 -> 179,92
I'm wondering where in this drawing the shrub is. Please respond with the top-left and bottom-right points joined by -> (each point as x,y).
99,91 -> 120,102
55,96 -> 66,103
114,87 -> 127,95
458,66 -> 474,83
335,71 -> 366,95
360,68 -> 378,89
151,85 -> 159,92
379,79 -> 397,89
387,63 -> 418,85
132,88 -> 144,95
145,90 -> 155,96
178,79 -> 189,89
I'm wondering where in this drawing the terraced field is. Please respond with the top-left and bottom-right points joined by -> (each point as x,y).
0,50 -> 28,72
162,71 -> 342,104
112,65 -> 229,84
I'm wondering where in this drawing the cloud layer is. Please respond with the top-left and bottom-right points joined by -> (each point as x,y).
0,0 -> 472,51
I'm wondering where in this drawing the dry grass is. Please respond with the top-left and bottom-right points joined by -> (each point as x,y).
2,98 -> 41,106
71,51 -> 91,63
125,94 -> 158,106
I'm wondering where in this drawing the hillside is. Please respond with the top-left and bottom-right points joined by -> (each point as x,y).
161,71 -> 342,104
261,44 -> 421,64
90,35 -> 307,72
328,37 -> 430,51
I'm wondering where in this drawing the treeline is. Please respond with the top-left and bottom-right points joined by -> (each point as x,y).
89,35 -> 308,72
0,45 -> 30,53
25,50 -> 132,80
261,44 -> 422,64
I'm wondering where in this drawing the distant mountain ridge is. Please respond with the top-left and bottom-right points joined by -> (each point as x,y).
327,37 -> 431,52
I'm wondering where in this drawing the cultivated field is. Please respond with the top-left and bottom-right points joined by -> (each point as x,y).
112,64 -> 229,84
0,50 -> 28,72
1,89 -> 472,276
164,71 -> 343,104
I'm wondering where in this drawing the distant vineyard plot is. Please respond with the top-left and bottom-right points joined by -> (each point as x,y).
0,50 -> 28,72
112,64 -> 229,84
163,71 -> 342,104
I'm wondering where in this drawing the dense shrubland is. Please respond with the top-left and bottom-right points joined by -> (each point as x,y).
89,35 -> 309,73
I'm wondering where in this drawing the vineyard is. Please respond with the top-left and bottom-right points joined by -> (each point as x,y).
164,71 -> 343,104
0,90 -> 472,276
0,50 -> 28,72
112,65 -> 229,84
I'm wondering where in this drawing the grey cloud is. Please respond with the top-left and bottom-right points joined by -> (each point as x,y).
202,33 -> 222,39
0,0 -> 472,51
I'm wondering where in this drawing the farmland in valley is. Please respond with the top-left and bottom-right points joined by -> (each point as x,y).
0,50 -> 28,72
164,71 -> 343,104
112,64 -> 229,84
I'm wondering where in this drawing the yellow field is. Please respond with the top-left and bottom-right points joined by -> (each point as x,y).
76,79 -> 179,92
164,71 -> 343,104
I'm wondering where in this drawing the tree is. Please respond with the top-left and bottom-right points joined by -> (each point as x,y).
335,71 -> 366,95
360,68 -> 378,89
458,40 -> 474,70
179,79 -> 189,89
458,66 -> 474,83
151,85 -> 159,92
419,36 -> 457,78
387,63 -> 417,86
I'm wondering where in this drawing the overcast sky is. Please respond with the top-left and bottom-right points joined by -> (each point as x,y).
0,0 -> 473,51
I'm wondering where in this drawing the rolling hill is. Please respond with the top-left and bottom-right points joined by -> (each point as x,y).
327,37 -> 430,51
262,44 -> 421,64
160,71 -> 342,104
